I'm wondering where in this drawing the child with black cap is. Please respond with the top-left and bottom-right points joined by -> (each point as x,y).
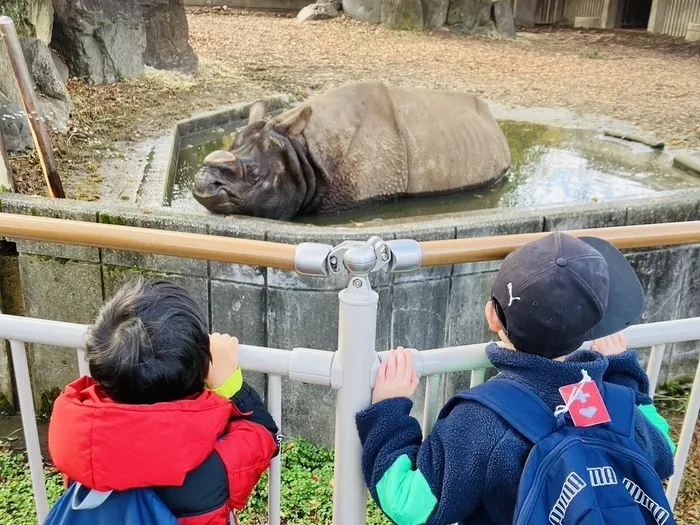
356,232 -> 677,525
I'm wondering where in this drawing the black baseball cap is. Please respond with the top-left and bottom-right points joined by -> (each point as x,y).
491,232 -> 645,358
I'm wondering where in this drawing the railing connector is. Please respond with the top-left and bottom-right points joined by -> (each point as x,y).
295,237 -> 422,277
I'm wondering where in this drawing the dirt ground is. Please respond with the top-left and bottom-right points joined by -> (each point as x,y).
5,9 -> 700,198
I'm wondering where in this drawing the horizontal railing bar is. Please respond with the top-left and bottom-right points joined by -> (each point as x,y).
0,213 -> 297,270
2,214 -> 700,269
420,221 -> 700,266
5,314 -> 700,386
0,314 -> 297,378
383,317 -> 700,377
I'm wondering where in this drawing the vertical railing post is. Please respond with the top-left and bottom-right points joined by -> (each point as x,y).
470,369 -> 486,387
646,344 -> 665,398
666,353 -> 700,507
9,340 -> 49,522
268,374 -> 283,525
333,259 -> 379,524
294,237 -> 421,525
422,375 -> 441,438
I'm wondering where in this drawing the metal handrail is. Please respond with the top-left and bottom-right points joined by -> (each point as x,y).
2,213 -> 700,269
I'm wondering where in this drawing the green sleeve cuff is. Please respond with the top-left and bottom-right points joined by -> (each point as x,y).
376,454 -> 437,525
212,368 -> 243,399
638,403 -> 676,453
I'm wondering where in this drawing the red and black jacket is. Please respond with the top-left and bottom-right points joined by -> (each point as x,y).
49,376 -> 279,525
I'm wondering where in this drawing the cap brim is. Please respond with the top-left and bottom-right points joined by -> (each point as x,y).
580,236 -> 645,340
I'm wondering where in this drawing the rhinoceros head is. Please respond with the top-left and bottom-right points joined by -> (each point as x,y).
192,102 -> 312,220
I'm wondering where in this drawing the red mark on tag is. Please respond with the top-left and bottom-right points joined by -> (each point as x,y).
559,381 -> 611,427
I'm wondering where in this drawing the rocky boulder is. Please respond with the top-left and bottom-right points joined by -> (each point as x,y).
297,1 -> 341,22
1,0 -> 54,43
139,0 -> 198,74
381,0 -> 424,30
0,93 -> 33,152
422,0 -> 450,28
342,0 -> 380,24
51,0 -> 146,85
0,36 -> 73,133
446,0 -> 515,37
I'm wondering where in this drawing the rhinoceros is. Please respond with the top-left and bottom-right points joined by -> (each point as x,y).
193,81 -> 511,220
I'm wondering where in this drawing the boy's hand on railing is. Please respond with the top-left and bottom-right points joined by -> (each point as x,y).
207,333 -> 240,390
592,332 -> 627,357
372,346 -> 419,403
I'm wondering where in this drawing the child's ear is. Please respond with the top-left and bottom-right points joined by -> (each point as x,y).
485,301 -> 503,334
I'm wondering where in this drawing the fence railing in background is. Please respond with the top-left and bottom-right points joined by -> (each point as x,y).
1,219 -> 700,523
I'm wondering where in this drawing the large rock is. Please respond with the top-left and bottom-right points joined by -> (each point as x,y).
1,0 -> 54,43
422,0 -> 449,28
342,0 -> 380,23
381,0 -> 424,30
297,1 -> 341,22
51,0 -> 146,85
139,0 -> 198,74
0,93 -> 33,152
493,0 -> 515,37
0,37 -> 73,133
50,50 -> 70,84
446,0 -> 515,37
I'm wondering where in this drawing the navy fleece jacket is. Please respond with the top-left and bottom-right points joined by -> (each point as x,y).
356,345 -> 676,525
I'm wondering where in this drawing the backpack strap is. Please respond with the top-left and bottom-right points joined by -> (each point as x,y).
453,377 -> 560,443
70,483 -> 113,510
601,382 -> 636,440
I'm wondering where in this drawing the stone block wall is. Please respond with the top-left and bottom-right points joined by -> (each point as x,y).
1,190 -> 700,445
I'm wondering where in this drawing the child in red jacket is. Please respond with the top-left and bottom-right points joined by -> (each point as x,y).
48,278 -> 279,525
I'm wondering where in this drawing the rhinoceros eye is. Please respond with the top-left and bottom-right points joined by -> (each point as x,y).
247,166 -> 261,183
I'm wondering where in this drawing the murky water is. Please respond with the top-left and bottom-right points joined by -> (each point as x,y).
170,119 -> 700,225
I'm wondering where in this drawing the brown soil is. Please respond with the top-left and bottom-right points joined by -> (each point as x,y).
5,10 -> 700,200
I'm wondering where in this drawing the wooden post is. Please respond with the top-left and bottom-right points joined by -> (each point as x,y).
0,16 -> 64,198
0,128 -> 16,192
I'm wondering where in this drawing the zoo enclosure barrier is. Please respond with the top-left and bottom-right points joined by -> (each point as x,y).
1,214 -> 700,525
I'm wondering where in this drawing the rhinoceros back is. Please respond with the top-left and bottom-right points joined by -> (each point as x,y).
386,85 -> 511,194
296,81 -> 511,214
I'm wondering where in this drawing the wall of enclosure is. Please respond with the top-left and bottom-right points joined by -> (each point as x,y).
2,190 -> 700,445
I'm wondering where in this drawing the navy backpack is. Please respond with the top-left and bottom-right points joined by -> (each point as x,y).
44,482 -> 180,524
444,377 -> 676,525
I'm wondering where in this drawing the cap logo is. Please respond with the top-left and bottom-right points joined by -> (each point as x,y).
507,282 -> 521,306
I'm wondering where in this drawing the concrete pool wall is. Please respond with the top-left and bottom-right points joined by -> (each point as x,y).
2,189 -> 700,445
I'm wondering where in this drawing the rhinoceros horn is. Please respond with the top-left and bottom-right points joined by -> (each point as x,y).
203,150 -> 237,169
248,101 -> 266,124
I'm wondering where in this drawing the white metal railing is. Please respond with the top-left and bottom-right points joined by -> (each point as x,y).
1,237 -> 700,524
2,312 -> 700,524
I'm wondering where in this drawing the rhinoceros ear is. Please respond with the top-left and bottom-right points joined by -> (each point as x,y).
274,106 -> 312,137
248,101 -> 266,124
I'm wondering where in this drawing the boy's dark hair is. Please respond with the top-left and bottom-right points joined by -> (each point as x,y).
85,278 -> 210,405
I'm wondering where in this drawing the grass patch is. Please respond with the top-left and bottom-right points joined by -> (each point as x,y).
0,438 -> 389,524
0,447 -> 63,524
578,46 -> 607,59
